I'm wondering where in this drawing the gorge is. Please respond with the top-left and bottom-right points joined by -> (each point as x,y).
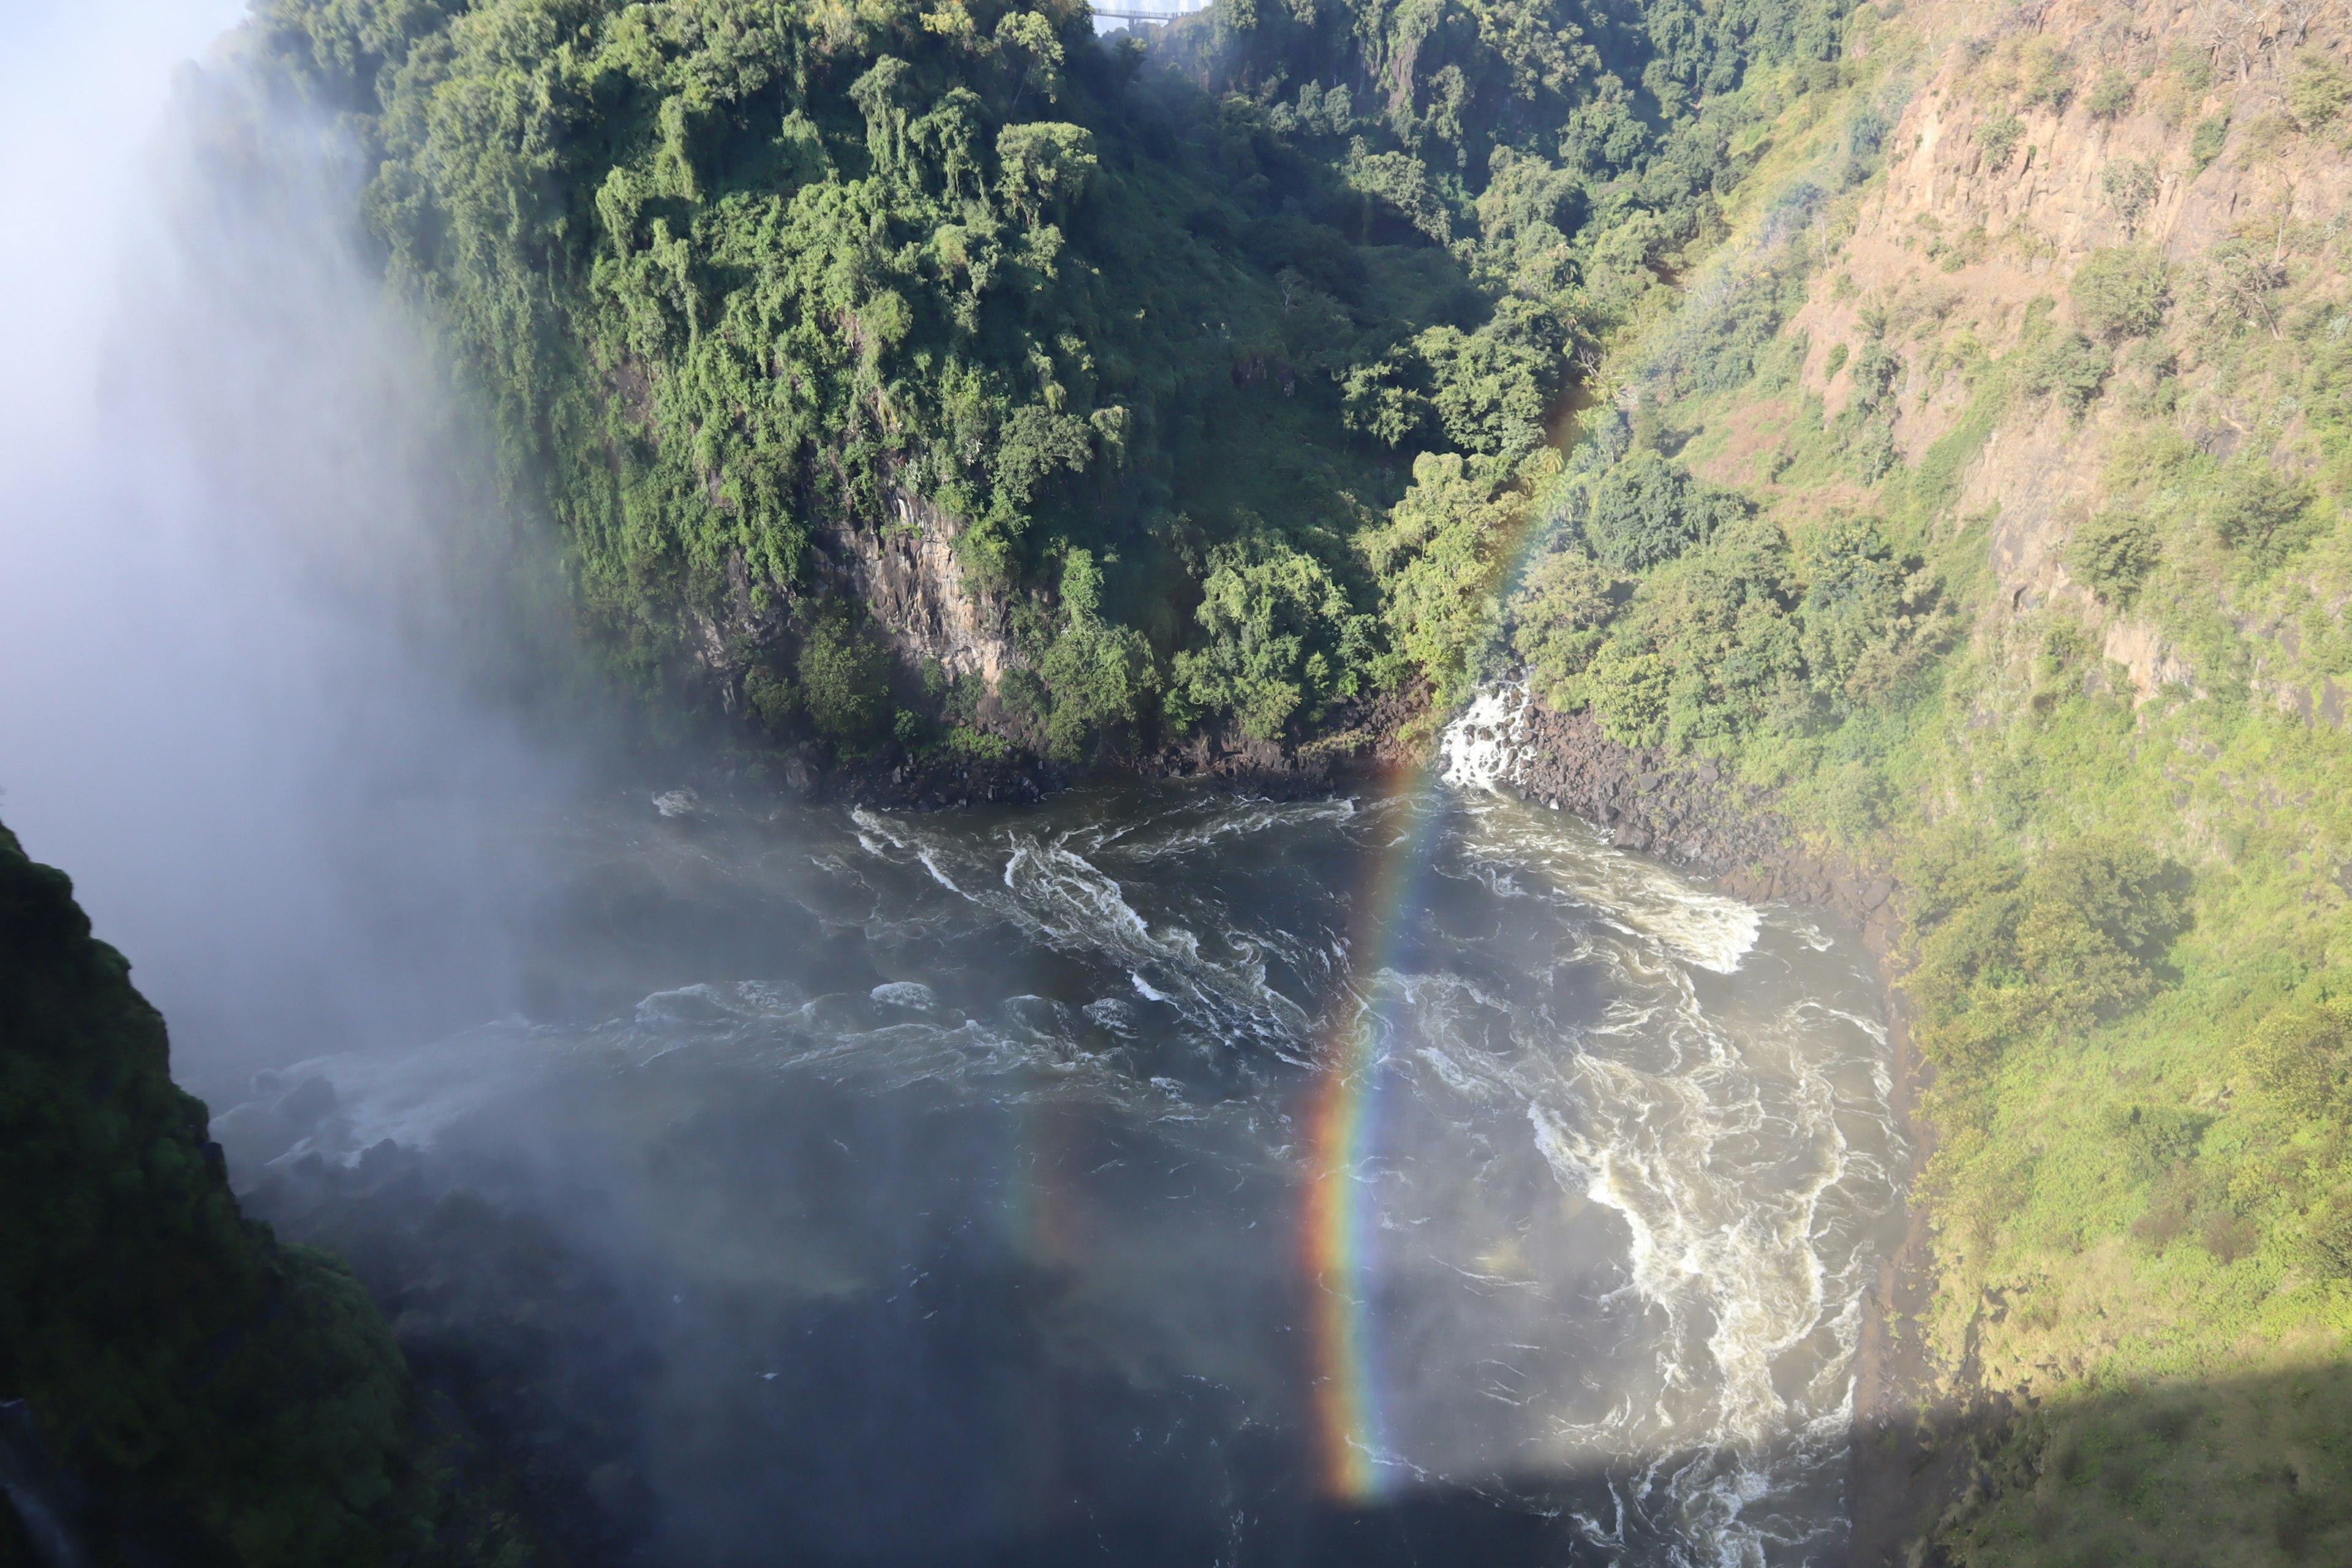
4,0 -> 2352,1564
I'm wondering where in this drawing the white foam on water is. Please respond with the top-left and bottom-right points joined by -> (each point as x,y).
1357,799 -> 1899,1566
1439,684 -> 1761,974
1458,796 -> 1762,975
1438,682 -> 1535,791
850,805 -> 1312,1060
251,782 -> 1897,1567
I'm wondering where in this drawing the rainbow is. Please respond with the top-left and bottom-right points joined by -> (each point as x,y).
1297,761 -> 1456,1503
1295,423 -> 1597,1502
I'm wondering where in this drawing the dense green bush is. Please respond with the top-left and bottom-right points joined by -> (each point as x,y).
1796,513 -> 1932,703
2064,507 -> 2162,603
1580,451 -> 1750,571
2071,247 -> 2169,341
2019,330 -> 2111,413
1363,451 -> 1548,702
2085,66 -> 2136,121
2289,50 -> 2351,131
1903,832 -> 2187,1072
2204,462 -> 2317,570
797,608 -> 892,753
1035,549 -> 1156,760
2237,1001 -> 2352,1121
1511,546 -> 1616,707
1586,642 -> 1674,746
1166,535 -> 1378,741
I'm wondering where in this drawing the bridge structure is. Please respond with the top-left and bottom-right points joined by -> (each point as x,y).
1091,1 -> 1206,24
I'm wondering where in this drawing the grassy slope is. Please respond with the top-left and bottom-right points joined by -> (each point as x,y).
1534,6 -> 2352,1561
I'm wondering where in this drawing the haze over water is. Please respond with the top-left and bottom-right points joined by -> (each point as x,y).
221,774 -> 1902,1567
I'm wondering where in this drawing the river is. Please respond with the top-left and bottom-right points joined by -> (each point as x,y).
214,748 -> 1902,1568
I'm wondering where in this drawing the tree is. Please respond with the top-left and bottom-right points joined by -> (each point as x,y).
995,121 -> 1095,225
1580,451 -> 1748,571
2071,247 -> 2169,341
1362,453 -> 1534,701
1511,546 -> 1616,707
1167,536 -> 1378,741
798,607 -> 892,752
1038,549 -> 1156,760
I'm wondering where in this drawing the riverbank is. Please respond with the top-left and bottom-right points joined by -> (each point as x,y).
1479,693 -> 1949,1568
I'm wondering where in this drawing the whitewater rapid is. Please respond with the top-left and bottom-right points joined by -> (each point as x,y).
214,747 -> 1900,1567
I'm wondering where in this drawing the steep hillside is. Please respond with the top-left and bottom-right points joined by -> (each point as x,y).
0,821 -> 528,1567
252,0 -> 1855,773
1489,0 -> 2352,1560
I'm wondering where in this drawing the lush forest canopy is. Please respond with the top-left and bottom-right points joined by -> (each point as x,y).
255,0 -> 1872,761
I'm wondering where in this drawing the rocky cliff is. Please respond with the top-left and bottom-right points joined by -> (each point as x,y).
0,823 -> 526,1567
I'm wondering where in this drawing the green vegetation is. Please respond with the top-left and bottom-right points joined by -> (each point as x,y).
0,822 -> 527,1566
2085,65 -> 2136,121
255,0 -> 1863,760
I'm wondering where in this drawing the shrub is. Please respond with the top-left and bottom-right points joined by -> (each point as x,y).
1414,298 -> 1566,456
1340,357 -> 1431,447
2019,331 -> 2111,413
2190,113 -> 2230,173
1978,110 -> 2024,168
2072,247 -> 2169,340
1510,547 -> 1616,707
1167,535 -> 1378,741
2288,50 -> 2351,131
2065,509 -> 2163,602
1642,514 -> 1806,744
1364,453 -> 1533,701
1847,339 -> 1902,410
2021,42 -> 2076,110
1586,643 -> 1672,746
992,404 -> 1094,510
2205,464 -> 2317,569
2087,67 -> 2137,121
2237,1002 -> 2352,1120
1581,451 -> 1751,572
797,608 -> 892,751
1798,513 -> 1933,703
1037,550 -> 1156,761
1909,834 -> 2187,1071
2100,159 -> 2159,228
745,666 -> 801,731
1852,417 -> 1901,483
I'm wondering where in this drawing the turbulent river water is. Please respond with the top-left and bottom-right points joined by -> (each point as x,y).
214,753 -> 1901,1568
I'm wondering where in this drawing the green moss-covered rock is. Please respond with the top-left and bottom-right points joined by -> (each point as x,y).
0,820 -> 526,1566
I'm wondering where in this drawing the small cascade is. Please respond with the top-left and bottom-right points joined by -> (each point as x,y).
1436,682 -> 1534,793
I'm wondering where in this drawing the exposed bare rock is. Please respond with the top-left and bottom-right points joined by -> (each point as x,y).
812,492 -> 1022,685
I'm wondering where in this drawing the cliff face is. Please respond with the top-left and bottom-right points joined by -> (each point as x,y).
1763,0 -> 2352,705
0,823 -> 522,1567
